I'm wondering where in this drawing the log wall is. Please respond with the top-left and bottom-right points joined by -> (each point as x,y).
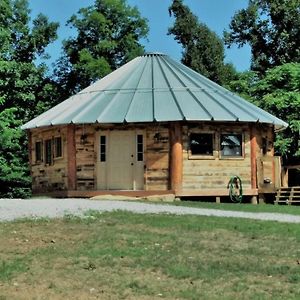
182,123 -> 252,190
29,122 -> 275,195
30,126 -> 68,193
145,125 -> 169,190
75,125 -> 96,190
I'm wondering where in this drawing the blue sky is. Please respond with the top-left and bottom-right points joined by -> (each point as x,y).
29,0 -> 251,71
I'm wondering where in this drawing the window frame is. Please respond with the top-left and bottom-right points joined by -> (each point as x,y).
100,135 -> 107,162
35,140 -> 43,163
136,134 -> 144,162
44,139 -> 53,165
54,136 -> 63,159
188,131 -> 215,160
219,132 -> 244,159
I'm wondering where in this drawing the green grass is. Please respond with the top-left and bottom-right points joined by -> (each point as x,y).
0,211 -> 299,299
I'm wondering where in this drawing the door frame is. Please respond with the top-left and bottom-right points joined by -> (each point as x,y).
95,129 -> 145,190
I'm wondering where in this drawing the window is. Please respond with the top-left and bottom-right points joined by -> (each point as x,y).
137,134 -> 144,161
189,133 -> 213,156
44,139 -> 52,165
54,137 -> 62,158
220,134 -> 243,157
35,141 -> 42,162
100,136 -> 106,162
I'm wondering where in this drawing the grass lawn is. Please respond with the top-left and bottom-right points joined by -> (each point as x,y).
0,211 -> 299,299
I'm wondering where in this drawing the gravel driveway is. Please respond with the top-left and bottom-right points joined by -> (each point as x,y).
1,198 -> 300,223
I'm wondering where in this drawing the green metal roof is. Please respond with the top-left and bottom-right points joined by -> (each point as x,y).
21,53 -> 288,130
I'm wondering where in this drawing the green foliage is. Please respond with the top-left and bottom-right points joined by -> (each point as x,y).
224,0 -> 300,75
228,63 -> 300,161
253,63 -> 300,160
168,0 -> 236,85
0,0 -> 59,197
55,0 -> 149,95
0,109 -> 31,198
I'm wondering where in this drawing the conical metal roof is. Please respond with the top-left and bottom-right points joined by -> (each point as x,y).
22,53 -> 288,130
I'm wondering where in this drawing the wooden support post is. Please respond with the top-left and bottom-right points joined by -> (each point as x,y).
250,125 -> 258,190
169,122 -> 183,193
281,167 -> 288,187
27,130 -> 32,168
216,196 -> 221,204
251,196 -> 258,205
258,194 -> 266,204
67,124 -> 77,190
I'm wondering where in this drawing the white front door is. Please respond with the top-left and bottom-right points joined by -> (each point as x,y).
96,130 -> 144,190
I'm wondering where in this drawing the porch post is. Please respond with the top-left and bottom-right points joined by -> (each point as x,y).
27,130 -> 32,169
67,124 -> 77,190
250,125 -> 258,189
169,122 -> 183,193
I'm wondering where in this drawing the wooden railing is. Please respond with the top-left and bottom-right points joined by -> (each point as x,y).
275,186 -> 300,205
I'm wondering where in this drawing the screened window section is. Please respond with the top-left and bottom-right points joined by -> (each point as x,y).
220,134 -> 242,157
100,136 -> 106,162
190,133 -> 213,155
35,141 -> 42,162
54,137 -> 62,158
44,139 -> 52,165
137,135 -> 143,161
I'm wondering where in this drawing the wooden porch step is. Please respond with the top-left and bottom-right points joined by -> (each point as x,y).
275,186 -> 300,205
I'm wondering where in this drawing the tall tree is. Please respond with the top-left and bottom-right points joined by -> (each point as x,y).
168,0 -> 236,85
56,0 -> 149,95
227,63 -> 300,162
224,0 -> 300,75
253,63 -> 300,162
0,0 -> 59,198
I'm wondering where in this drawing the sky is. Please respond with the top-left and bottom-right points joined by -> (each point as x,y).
29,0 -> 251,71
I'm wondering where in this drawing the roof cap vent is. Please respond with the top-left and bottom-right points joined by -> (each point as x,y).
143,52 -> 166,57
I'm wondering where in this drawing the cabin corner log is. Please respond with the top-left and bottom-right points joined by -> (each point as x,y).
67,124 -> 77,190
250,125 -> 257,189
27,130 -> 32,169
169,122 -> 183,192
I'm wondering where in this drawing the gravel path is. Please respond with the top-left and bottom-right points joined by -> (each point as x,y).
0,198 -> 300,223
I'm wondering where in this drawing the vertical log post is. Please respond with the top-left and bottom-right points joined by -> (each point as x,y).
67,124 -> 77,190
250,125 -> 258,189
27,130 -> 32,168
169,122 -> 183,193
250,125 -> 258,204
27,131 -> 33,187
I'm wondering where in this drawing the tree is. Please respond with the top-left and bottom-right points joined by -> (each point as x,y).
224,0 -> 300,75
0,0 -> 59,197
228,63 -> 300,162
55,0 -> 149,95
168,0 -> 236,85
252,63 -> 300,162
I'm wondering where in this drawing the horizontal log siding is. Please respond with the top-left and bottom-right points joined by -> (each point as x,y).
145,126 -> 169,190
182,124 -> 252,190
30,126 -> 68,193
75,126 -> 96,190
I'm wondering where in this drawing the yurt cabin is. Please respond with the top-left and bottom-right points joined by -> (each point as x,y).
22,53 -> 287,202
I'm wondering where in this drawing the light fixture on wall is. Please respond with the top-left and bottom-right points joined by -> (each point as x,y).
80,134 -> 88,144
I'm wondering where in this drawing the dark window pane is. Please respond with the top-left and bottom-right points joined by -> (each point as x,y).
220,134 -> 242,157
137,153 -> 143,161
100,135 -> 106,144
137,134 -> 143,161
190,133 -> 213,155
137,143 -> 143,153
35,141 -> 42,162
54,137 -> 62,158
100,136 -> 106,162
137,134 -> 143,144
45,139 -> 52,165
